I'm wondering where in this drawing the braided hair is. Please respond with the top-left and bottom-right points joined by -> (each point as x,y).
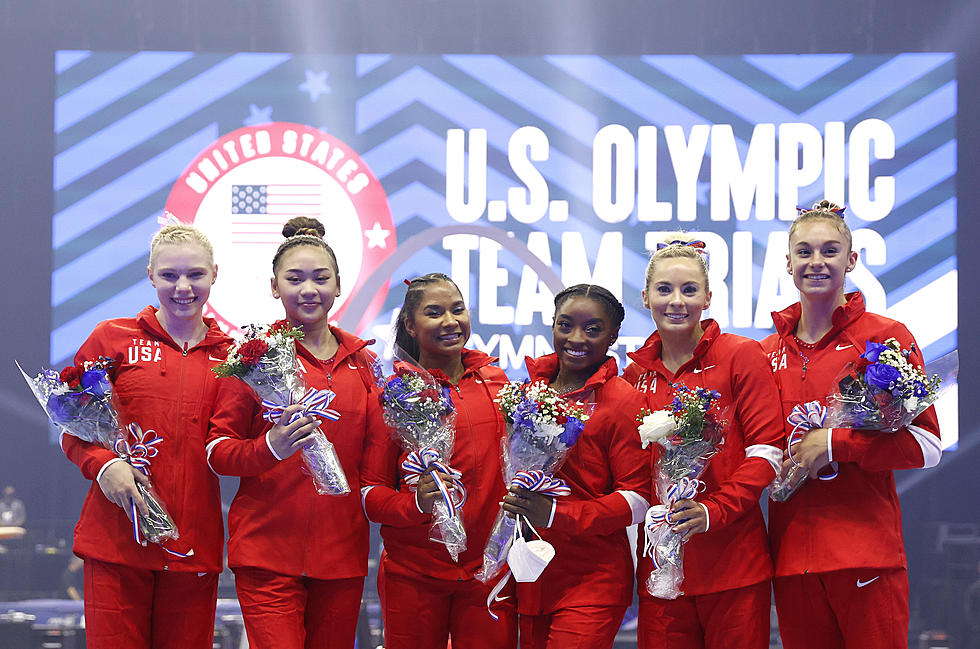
553,284 -> 625,330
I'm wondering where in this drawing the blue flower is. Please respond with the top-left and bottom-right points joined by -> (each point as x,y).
560,417 -> 585,447
80,369 -> 111,396
864,362 -> 901,390
912,381 -> 928,398
46,393 -> 78,423
512,399 -> 539,431
860,341 -> 888,363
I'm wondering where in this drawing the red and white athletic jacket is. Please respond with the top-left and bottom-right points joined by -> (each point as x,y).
624,320 -> 782,596
360,348 -> 509,581
63,305 -> 232,573
517,354 -> 651,615
206,325 -> 384,580
761,292 -> 942,577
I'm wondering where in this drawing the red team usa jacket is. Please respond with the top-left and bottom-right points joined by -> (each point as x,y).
361,348 -> 510,580
518,355 -> 651,614
206,326 -> 385,580
63,305 -> 232,572
623,319 -> 783,596
761,292 -> 942,577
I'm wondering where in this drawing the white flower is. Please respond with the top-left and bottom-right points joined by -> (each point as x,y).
637,410 -> 676,449
904,396 -> 920,413
532,421 -> 564,441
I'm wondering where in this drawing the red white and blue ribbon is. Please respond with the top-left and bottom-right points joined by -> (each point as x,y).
113,424 -> 191,558
486,470 -> 571,620
643,477 -> 704,568
786,401 -> 837,481
510,470 -> 571,497
261,388 -> 341,425
401,447 -> 467,517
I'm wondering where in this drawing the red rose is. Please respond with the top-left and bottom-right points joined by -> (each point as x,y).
238,339 -> 270,366
59,365 -> 82,388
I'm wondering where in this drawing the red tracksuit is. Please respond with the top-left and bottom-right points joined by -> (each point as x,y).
623,320 -> 782,649
518,354 -> 651,649
64,305 -> 232,649
761,292 -> 942,649
361,348 -> 517,649
206,325 -> 383,649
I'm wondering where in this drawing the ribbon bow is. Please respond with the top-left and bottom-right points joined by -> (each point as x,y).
113,422 -> 162,477
510,470 -> 571,497
401,447 -> 467,517
262,388 -> 341,425
796,204 -> 846,217
656,239 -> 707,252
786,401 -> 837,481
642,477 -> 704,567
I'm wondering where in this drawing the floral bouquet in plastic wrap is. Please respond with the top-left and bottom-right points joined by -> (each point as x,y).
373,349 -> 465,561
17,357 -> 118,447
769,338 -> 942,502
476,380 -> 592,586
17,358 -> 186,555
212,320 -> 350,496
639,383 -> 726,600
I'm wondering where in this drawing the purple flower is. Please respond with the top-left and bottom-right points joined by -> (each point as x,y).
861,341 -> 888,363
80,369 -> 111,396
512,399 -> 539,434
912,381 -> 928,398
46,393 -> 78,423
559,416 -> 585,447
864,362 -> 901,390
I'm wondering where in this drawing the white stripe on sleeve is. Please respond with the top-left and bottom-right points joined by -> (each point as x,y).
745,444 -> 782,475
909,425 -> 942,469
618,490 -> 651,525
205,436 -> 230,474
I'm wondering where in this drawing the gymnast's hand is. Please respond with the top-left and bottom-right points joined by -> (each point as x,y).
502,486 -> 553,528
414,469 -> 455,515
267,404 -> 320,459
98,461 -> 150,519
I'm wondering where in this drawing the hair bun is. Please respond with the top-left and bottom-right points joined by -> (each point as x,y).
282,216 -> 325,239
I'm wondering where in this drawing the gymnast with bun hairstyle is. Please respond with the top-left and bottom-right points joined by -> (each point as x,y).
206,217 -> 386,649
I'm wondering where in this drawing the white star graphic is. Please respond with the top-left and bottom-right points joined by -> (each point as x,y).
299,69 -> 331,102
243,104 -> 273,126
364,222 -> 391,249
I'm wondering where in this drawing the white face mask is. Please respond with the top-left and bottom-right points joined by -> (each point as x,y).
507,520 -> 555,583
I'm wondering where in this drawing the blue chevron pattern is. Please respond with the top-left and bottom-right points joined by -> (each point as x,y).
53,52 -> 957,375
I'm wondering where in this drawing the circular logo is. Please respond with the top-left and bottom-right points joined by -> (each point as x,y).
164,123 -> 393,336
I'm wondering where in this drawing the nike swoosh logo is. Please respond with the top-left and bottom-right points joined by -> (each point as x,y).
835,344 -> 853,351
347,361 -> 358,370
493,595 -> 510,602
208,355 -> 223,362
197,572 -> 208,577
856,576 -> 880,588
692,365 -> 716,374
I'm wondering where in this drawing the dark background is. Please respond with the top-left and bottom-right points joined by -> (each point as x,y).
1,0 -> 978,643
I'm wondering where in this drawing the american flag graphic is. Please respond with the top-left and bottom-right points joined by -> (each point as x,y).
231,184 -> 322,244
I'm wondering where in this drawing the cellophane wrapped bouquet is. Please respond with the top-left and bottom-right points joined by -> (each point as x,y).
769,338 -> 942,502
17,359 -> 181,549
638,383 -> 726,599
212,321 -> 350,496
476,380 -> 592,584
373,349 -> 464,561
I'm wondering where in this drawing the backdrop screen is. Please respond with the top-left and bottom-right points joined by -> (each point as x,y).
52,52 -> 958,445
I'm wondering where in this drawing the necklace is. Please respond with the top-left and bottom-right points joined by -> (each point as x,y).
551,381 -> 585,396
792,336 -> 816,379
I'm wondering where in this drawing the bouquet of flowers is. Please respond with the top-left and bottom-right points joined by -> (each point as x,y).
825,338 -> 941,432
17,358 -> 118,447
212,321 -> 350,496
373,350 -> 465,561
476,380 -> 592,584
640,383 -> 726,599
769,338 -> 942,501
17,359 -> 186,555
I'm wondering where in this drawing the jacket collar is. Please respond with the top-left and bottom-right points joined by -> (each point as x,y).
524,353 -> 619,398
626,319 -> 720,378
771,292 -> 866,347
427,348 -> 499,386
136,305 -> 232,351
288,320 -> 372,367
